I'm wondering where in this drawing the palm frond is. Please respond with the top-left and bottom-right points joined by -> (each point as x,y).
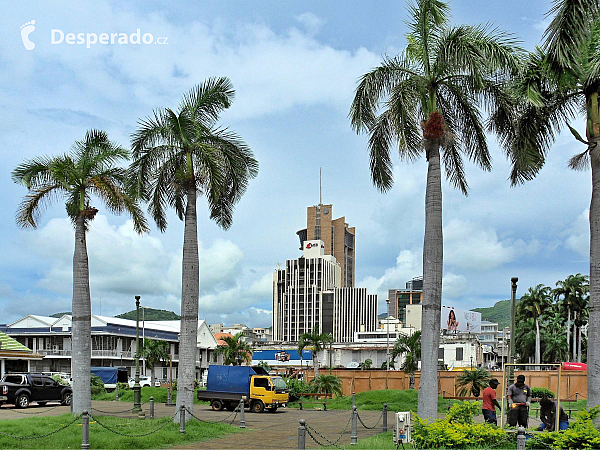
180,77 -> 235,126
16,184 -> 63,228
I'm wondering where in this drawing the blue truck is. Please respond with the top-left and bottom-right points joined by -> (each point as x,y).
90,367 -> 128,391
197,365 -> 289,413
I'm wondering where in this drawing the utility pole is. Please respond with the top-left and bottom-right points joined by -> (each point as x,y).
133,296 -> 141,413
509,277 -> 518,385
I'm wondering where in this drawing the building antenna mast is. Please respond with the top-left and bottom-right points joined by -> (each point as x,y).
319,167 -> 322,206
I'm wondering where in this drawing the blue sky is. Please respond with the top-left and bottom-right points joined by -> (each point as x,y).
0,0 -> 590,327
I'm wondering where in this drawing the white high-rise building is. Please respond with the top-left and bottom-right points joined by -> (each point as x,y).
273,240 -> 377,342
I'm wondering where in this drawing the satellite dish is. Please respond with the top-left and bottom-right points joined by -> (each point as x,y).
347,362 -> 360,369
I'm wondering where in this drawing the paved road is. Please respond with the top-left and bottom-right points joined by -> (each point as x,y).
0,401 -> 388,448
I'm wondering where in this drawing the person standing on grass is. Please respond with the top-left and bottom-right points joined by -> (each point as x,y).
537,396 -> 569,431
507,375 -> 531,427
482,378 -> 501,425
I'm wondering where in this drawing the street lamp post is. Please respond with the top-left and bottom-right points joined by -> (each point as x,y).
385,299 -> 390,371
133,296 -> 142,413
142,307 -> 147,377
509,277 -> 518,385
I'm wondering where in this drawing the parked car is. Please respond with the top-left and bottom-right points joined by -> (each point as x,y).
128,376 -> 152,388
0,373 -> 72,408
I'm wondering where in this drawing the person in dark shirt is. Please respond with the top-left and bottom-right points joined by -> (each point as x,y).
507,375 -> 531,427
481,378 -> 501,425
537,397 -> 569,431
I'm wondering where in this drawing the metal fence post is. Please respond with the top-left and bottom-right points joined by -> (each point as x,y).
115,383 -> 119,401
81,411 -> 90,450
239,398 -> 246,428
324,396 -> 327,411
516,426 -> 526,450
150,396 -> 154,419
383,403 -> 388,432
351,406 -> 358,445
299,397 -> 303,410
298,419 -> 306,450
179,406 -> 186,434
352,392 -> 356,409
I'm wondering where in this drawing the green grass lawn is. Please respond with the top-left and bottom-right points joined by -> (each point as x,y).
288,389 -> 462,413
0,413 -> 240,449
92,387 -> 209,405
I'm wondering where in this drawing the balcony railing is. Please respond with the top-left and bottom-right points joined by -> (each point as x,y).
37,349 -> 134,358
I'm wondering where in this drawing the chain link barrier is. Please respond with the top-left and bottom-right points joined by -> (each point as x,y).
0,414 -> 81,440
357,411 -> 383,429
90,399 -> 150,414
305,412 -> 353,448
185,404 -> 240,425
525,431 -> 560,450
9,405 -> 62,415
88,411 -> 178,438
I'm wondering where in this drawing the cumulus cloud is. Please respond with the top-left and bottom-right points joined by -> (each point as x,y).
442,273 -> 468,298
565,209 -> 589,257
295,12 -> 326,35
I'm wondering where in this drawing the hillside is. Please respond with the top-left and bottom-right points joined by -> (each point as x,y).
51,312 -> 71,318
116,308 -> 180,321
472,300 -> 513,329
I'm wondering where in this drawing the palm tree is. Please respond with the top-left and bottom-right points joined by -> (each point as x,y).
215,332 -> 253,366
541,309 -> 569,363
349,0 -> 521,419
499,0 -> 600,412
130,78 -> 259,418
12,130 -> 148,414
553,274 -> 589,361
298,326 -> 333,379
392,331 -> 421,389
141,340 -> 170,385
514,317 -> 536,363
517,284 -> 552,365
312,374 -> 343,397
456,367 -> 491,397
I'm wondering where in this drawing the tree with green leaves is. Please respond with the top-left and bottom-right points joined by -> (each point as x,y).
350,0 -> 521,419
12,130 -> 148,414
456,368 -> 491,397
498,0 -> 600,412
215,332 -> 253,366
298,326 -> 333,378
130,78 -> 258,418
553,274 -> 589,361
517,284 -> 552,365
392,331 -> 422,389
312,374 -> 343,397
141,339 -> 170,385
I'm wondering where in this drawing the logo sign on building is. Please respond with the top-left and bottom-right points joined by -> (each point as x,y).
303,240 -> 325,257
251,349 -> 313,367
441,305 -> 481,333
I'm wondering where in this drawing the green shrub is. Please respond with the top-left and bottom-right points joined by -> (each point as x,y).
116,382 -> 129,391
90,374 -> 106,396
51,375 -> 68,385
526,406 -> 600,449
530,387 -> 554,399
284,378 -> 312,401
413,401 -> 511,449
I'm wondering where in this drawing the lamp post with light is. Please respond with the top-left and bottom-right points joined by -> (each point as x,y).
386,298 -> 390,371
133,296 -> 141,413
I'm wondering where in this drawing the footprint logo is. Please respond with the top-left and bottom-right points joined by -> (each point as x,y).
20,20 -> 35,50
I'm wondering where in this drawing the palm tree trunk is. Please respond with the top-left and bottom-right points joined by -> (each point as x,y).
313,353 -> 319,379
72,216 -> 91,414
578,325 -> 582,363
589,135 -> 600,420
535,317 -> 541,366
418,140 -> 443,421
573,312 -> 577,362
175,186 -> 199,422
566,307 -> 571,362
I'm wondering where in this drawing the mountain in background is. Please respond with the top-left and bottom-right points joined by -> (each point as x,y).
50,312 -> 71,318
116,308 -> 181,321
473,300 -> 512,329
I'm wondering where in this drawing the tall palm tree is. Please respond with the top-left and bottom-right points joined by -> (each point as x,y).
12,130 -> 148,414
541,309 -> 569,363
215,332 -> 253,366
499,0 -> 600,412
298,326 -> 333,379
517,284 -> 552,365
514,317 -> 536,363
130,78 -> 259,418
141,339 -> 170,385
349,0 -> 521,419
553,274 -> 589,361
392,330 -> 421,389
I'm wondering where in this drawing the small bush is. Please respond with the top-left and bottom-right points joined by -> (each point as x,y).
116,382 -> 129,392
413,401 -> 511,449
526,406 -> 600,449
90,374 -> 106,396
51,375 -> 68,385
530,387 -> 554,399
284,378 -> 312,401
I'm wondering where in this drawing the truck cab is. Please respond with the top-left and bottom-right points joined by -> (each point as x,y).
249,375 -> 288,412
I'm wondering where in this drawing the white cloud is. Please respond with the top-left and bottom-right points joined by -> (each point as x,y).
565,209 -> 589,257
442,273 -> 468,298
295,12 -> 326,35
